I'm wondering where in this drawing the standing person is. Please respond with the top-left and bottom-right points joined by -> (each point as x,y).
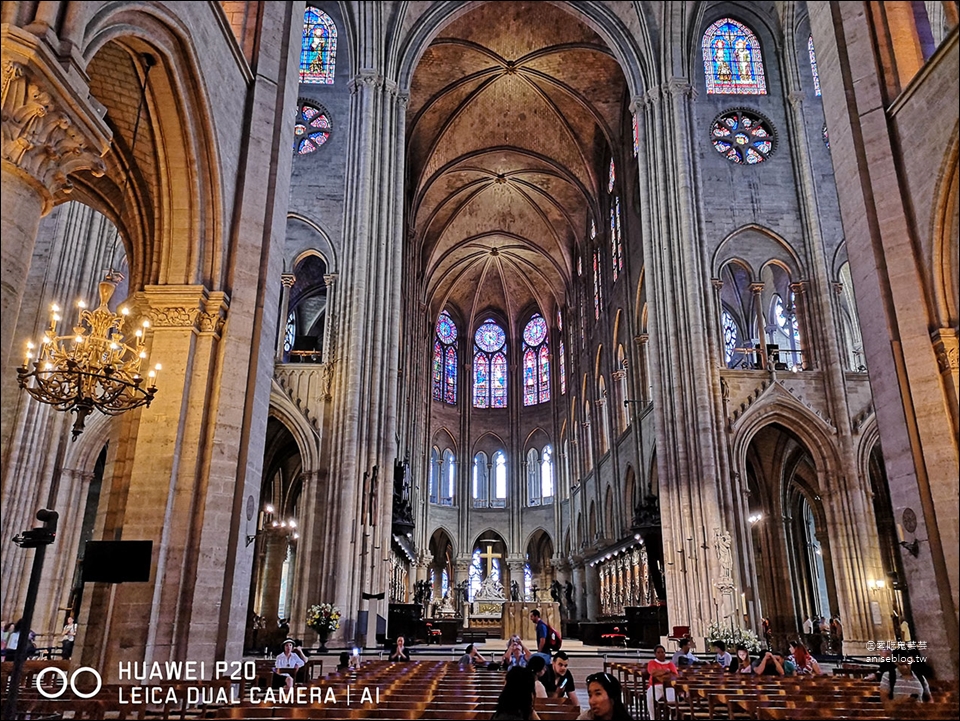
491,666 -> 540,720
390,635 -> 411,662
540,652 -> 580,706
529,609 -> 551,663
579,671 -> 634,720
802,615 -> 813,635
645,645 -> 677,712
60,616 -> 77,660
273,639 -> 306,690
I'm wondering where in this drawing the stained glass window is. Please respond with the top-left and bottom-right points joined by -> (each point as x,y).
632,114 -> 640,157
294,102 -> 331,155
712,110 -> 775,165
522,314 -> 550,406
433,310 -> 458,404
558,309 -> 566,395
469,549 -> 482,599
722,309 -> 738,365
822,123 -> 830,149
283,311 -> 296,353
591,219 -> 597,240
300,7 -> 337,84
593,250 -> 603,319
702,19 -> 767,95
541,445 -> 554,502
808,36 -> 821,96
610,198 -> 623,281
493,451 -> 507,506
474,319 -> 507,408
473,452 -> 488,508
608,158 -> 616,193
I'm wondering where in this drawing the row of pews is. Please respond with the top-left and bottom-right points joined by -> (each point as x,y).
2,659 -> 581,720
604,660 -> 959,720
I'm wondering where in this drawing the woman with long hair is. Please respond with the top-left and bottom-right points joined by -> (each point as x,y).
579,671 -> 633,720
490,666 -> 539,720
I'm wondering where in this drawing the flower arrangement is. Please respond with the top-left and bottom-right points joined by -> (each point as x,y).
706,622 -> 763,653
306,603 -> 341,636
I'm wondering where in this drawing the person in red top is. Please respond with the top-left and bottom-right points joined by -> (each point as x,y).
645,644 -> 678,713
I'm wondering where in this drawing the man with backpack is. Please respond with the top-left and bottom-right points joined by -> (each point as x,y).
530,609 -> 561,663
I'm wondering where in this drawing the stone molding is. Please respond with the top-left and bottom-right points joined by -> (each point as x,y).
1,28 -> 111,213
132,286 -> 229,337
932,327 -> 959,373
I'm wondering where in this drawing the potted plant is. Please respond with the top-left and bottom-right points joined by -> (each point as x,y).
306,603 -> 341,651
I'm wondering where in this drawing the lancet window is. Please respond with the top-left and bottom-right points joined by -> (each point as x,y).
522,314 -> 550,406
473,319 -> 507,408
433,310 -> 458,404
702,18 -> 767,94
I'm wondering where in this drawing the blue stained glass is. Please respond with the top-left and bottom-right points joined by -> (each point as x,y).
559,340 -> 566,394
591,219 -> 597,239
608,158 -> 616,193
702,19 -> 766,95
557,309 -> 563,331
475,320 -> 505,352
294,102 -> 331,155
445,346 -> 457,404
712,111 -> 774,165
610,206 -> 618,282
523,314 -> 548,346
822,123 -> 830,149
433,341 -> 443,401
808,36 -> 821,96
436,310 -> 458,343
523,348 -> 537,406
474,352 -> 489,408
593,251 -> 602,319
492,353 -> 507,408
300,8 -> 337,84
539,345 -> 550,403
632,114 -> 640,157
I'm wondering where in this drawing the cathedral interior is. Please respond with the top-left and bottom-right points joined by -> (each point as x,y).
1,0 -> 958,688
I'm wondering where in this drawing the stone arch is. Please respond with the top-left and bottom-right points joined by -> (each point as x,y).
713,225 -> 803,280
931,130 -> 959,327
78,5 -> 225,288
395,1 -> 655,103
288,214 -> 340,274
432,426 -> 459,455
268,386 -> 322,471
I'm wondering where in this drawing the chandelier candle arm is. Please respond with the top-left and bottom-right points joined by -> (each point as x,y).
16,273 -> 161,440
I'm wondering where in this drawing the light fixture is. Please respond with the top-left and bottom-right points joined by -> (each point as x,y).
246,505 -> 299,546
748,512 -> 763,524
16,273 -> 160,440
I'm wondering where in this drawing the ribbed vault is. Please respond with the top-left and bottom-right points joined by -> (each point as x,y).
407,1 -> 628,329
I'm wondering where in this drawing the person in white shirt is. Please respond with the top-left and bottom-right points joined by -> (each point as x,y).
711,640 -> 732,669
670,638 -> 700,667
802,616 -> 814,635
274,639 -> 306,690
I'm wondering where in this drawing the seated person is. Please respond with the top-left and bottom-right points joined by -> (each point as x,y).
504,638 -> 531,668
788,640 -> 820,675
751,650 -> 785,676
880,660 -> 932,705
867,646 -> 896,682
527,655 -> 549,698
729,645 -> 754,674
646,644 -> 677,711
541,651 -> 580,706
712,640 -> 732,669
273,639 -> 307,689
671,637 -> 699,667
389,635 -> 411,662
458,643 -> 488,668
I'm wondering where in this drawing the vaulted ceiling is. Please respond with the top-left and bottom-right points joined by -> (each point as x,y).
406,1 -> 628,334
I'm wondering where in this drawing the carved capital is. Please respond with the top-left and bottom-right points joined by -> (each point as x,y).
789,280 -> 807,295
749,282 -> 765,295
712,277 -> 724,291
135,285 -> 229,335
832,281 -> 844,296
612,370 -> 626,381
932,327 -> 959,374
323,273 -> 338,288
348,70 -> 384,94
2,30 -> 112,213
634,333 -> 649,346
787,91 -> 805,108
280,273 -> 296,288
666,78 -> 696,100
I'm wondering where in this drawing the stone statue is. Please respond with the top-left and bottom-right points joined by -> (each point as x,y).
714,527 -> 733,579
510,580 -> 520,602
438,593 -> 456,617
550,580 -> 562,603
476,574 -> 505,601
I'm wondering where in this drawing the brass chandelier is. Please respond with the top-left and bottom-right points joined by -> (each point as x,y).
17,273 -> 161,440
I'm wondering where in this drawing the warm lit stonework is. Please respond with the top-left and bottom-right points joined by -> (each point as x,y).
1,3 -> 956,718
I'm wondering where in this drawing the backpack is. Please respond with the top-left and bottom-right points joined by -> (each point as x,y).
546,625 -> 562,652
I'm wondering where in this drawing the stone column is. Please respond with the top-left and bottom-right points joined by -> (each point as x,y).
1,28 -> 110,406
749,282 -> 768,369
322,60 -> 407,647
275,273 -> 296,361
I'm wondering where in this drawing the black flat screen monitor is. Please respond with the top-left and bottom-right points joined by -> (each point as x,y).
82,540 -> 153,583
